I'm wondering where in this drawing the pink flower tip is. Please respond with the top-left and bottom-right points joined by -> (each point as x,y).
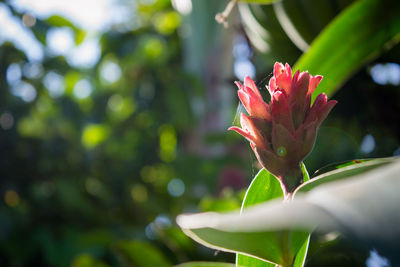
229,62 -> 337,194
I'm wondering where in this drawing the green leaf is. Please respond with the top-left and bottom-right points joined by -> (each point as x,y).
240,168 -> 284,207
294,157 -> 396,194
179,168 -> 310,266
237,166 -> 310,267
181,226 -> 305,266
292,235 -> 310,267
178,158 -> 400,263
175,262 -> 235,267
237,169 -> 283,267
294,0 -> 400,101
301,162 -> 310,183
293,163 -> 310,267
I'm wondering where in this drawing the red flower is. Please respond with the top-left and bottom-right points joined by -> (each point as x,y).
229,62 -> 337,196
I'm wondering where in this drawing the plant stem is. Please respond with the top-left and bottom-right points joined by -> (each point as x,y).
280,164 -> 303,200
215,0 -> 238,28
281,230 -> 293,267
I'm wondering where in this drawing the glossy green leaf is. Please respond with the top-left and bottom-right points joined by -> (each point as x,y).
237,169 -> 283,267
181,226 -> 308,266
294,157 -> 396,194
240,168 -> 283,207
237,166 -> 310,267
294,0 -> 400,101
292,235 -> 310,267
292,163 -> 310,267
175,262 -> 235,267
178,168 -> 310,266
301,162 -> 310,182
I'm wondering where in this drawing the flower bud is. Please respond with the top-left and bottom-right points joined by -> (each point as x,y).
229,62 -> 337,196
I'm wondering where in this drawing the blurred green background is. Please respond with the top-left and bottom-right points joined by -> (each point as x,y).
0,0 -> 399,266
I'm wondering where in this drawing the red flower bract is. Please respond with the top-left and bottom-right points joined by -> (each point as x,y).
229,62 -> 337,196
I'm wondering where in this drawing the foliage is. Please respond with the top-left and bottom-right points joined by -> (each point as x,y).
0,1 -> 242,266
178,158 -> 400,265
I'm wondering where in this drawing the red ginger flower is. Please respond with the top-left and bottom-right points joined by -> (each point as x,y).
229,62 -> 337,197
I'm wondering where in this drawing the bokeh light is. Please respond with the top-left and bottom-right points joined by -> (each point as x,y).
11,81 -> 37,102
370,63 -> 400,85
43,71 -> 65,98
100,60 -> 122,84
46,27 -> 75,56
73,79 -> 93,99
23,62 -> 43,79
68,38 -> 101,68
361,134 -> 376,154
4,190 -> 20,207
167,178 -> 185,197
0,112 -> 14,130
81,124 -> 109,148
22,12 -> 36,27
6,63 -> 22,86
158,124 -> 177,162
131,184 -> 148,203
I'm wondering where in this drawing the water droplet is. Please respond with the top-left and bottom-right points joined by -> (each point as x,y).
277,146 -> 287,157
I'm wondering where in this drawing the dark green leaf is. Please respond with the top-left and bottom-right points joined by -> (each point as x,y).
294,0 -> 400,100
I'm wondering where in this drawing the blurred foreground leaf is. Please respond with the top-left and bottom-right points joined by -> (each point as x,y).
178,158 -> 400,265
179,168 -> 311,266
295,157 -> 396,194
294,0 -> 400,100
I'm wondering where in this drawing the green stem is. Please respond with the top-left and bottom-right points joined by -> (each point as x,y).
280,164 -> 303,200
281,230 -> 293,267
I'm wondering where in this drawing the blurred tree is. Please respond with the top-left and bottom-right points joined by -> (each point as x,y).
0,0 -> 245,266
